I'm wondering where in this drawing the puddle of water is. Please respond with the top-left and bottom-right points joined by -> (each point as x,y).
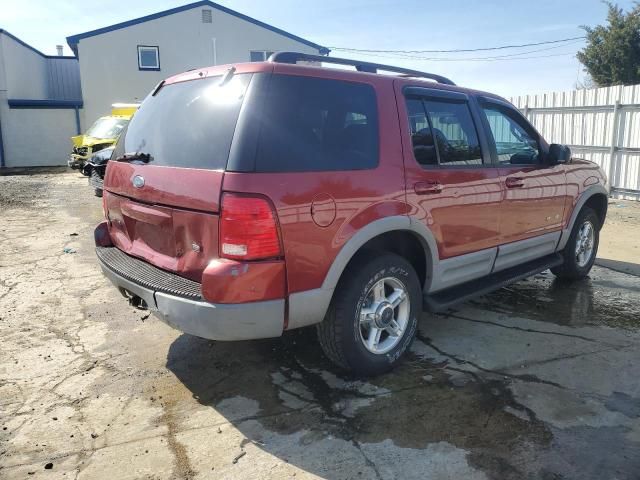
472,268 -> 640,330
161,267 -> 640,478
166,330 -> 552,479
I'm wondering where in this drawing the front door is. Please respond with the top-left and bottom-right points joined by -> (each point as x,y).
478,100 -> 567,244
397,84 -> 503,290
477,99 -> 566,271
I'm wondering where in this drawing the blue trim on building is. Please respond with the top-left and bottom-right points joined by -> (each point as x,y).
66,1 -> 329,56
8,99 -> 84,109
0,29 -> 76,59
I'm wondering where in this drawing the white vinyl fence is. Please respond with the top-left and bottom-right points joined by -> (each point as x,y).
510,84 -> 640,200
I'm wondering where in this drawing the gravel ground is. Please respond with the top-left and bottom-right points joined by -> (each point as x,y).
1,172 -> 639,480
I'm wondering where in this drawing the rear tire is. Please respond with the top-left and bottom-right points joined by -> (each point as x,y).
317,252 -> 421,376
551,207 -> 599,280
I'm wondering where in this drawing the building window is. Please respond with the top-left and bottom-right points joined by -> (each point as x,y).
137,46 -> 160,71
202,9 -> 212,23
250,50 -> 275,62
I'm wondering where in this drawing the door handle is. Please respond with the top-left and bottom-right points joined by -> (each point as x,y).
505,177 -> 525,188
414,181 -> 443,195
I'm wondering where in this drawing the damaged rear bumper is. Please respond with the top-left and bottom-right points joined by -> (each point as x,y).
95,243 -> 284,341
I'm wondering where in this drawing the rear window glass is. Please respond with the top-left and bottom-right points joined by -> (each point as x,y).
406,96 -> 483,167
255,75 -> 378,172
423,99 -> 482,166
122,73 -> 252,170
407,98 -> 437,166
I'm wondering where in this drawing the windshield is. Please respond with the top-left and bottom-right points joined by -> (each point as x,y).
86,117 -> 129,139
122,73 -> 252,170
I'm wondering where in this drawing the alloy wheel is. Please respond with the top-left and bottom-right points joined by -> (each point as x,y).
575,220 -> 595,268
358,277 -> 411,354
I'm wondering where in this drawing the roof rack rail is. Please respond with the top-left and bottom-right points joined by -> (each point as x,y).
268,52 -> 455,86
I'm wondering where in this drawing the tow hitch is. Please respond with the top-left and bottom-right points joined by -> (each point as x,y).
118,288 -> 149,310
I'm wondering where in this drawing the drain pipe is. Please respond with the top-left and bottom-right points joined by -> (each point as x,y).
0,112 -> 5,168
74,105 -> 81,134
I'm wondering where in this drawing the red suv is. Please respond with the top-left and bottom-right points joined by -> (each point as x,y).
95,53 -> 608,375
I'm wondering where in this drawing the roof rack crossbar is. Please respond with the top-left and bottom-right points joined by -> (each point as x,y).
268,52 -> 455,86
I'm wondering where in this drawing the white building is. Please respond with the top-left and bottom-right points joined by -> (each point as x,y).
0,30 -> 82,168
67,0 -> 328,128
0,1 -> 327,168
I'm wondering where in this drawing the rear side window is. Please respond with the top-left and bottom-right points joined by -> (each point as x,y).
255,75 -> 379,172
122,73 -> 252,170
406,99 -> 437,166
406,97 -> 483,167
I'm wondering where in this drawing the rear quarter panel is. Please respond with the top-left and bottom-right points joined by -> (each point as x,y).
222,69 -> 408,294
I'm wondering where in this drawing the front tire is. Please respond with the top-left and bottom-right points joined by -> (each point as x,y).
317,252 -> 421,376
551,207 -> 599,280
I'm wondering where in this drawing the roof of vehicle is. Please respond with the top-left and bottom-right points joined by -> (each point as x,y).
161,57 -> 509,106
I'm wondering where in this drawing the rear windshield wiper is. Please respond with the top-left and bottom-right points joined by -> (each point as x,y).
115,152 -> 153,163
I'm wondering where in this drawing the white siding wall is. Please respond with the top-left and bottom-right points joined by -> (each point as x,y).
78,7 -> 320,124
511,85 -> 640,200
1,105 -> 81,167
0,32 -> 83,167
0,34 -> 48,99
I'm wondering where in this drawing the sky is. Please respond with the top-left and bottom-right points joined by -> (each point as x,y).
1,0 -> 636,98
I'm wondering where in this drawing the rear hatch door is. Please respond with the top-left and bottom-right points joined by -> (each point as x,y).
103,71 -> 254,281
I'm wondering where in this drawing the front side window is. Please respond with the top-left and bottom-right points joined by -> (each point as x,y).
138,46 -> 160,70
481,105 -> 539,165
406,97 -> 483,166
256,75 -> 378,172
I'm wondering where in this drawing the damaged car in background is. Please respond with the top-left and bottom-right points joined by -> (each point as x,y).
69,103 -> 138,175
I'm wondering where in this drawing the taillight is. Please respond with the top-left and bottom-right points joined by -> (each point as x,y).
220,193 -> 282,261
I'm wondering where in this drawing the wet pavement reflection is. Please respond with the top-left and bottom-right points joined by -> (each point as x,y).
473,268 -> 640,329
167,266 -> 640,479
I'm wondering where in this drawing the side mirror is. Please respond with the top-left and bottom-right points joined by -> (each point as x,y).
548,144 -> 571,164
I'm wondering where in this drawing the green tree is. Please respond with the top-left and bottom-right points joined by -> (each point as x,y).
577,2 -> 640,86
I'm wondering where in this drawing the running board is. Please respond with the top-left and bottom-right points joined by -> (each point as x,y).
423,253 -> 564,313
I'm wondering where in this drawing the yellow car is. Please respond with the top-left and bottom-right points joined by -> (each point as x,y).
69,103 -> 138,171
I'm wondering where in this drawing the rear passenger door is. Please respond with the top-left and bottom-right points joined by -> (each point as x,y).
398,85 -> 503,288
478,99 -> 566,249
